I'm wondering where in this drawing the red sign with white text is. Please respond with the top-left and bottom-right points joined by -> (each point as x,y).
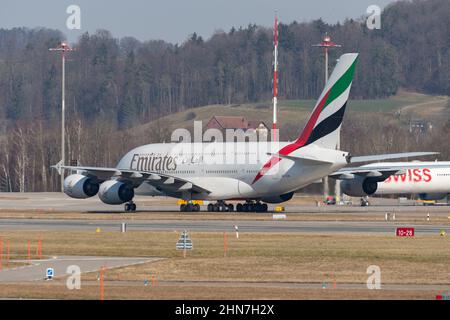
384,168 -> 432,184
396,228 -> 415,237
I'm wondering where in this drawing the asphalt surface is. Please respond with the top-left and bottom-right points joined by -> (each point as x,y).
76,279 -> 450,292
1,192 -> 450,213
0,256 -> 161,283
0,193 -> 449,234
0,218 -> 448,234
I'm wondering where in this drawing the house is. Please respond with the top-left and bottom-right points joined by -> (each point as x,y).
409,119 -> 432,134
205,116 -> 270,141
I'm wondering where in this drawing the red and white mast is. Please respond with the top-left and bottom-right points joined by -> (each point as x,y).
272,12 -> 279,141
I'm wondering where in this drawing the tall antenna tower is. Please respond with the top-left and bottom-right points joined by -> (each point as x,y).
49,42 -> 76,192
272,12 -> 279,141
313,33 -> 342,203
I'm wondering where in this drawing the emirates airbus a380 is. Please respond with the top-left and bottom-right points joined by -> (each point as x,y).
53,53 -> 435,212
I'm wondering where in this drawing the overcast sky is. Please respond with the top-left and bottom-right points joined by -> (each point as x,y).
0,0 -> 397,44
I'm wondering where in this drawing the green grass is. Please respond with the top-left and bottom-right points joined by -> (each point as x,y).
277,92 -> 440,113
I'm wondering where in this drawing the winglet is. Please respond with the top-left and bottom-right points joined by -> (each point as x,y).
51,160 -> 63,175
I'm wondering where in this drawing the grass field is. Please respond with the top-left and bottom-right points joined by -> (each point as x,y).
0,283 -> 440,300
129,90 -> 448,139
280,90 -> 447,113
0,230 -> 449,299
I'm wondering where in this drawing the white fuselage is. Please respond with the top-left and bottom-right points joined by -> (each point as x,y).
116,142 -> 348,201
368,162 -> 450,195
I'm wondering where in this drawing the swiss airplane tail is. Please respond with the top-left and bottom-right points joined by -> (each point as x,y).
295,53 -> 358,150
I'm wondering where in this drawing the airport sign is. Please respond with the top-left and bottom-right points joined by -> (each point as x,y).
396,227 -> 415,237
176,230 -> 193,250
46,268 -> 55,280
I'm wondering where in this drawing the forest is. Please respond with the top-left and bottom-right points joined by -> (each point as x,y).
0,0 -> 449,192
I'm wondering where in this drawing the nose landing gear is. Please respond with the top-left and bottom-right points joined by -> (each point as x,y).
124,201 -> 136,212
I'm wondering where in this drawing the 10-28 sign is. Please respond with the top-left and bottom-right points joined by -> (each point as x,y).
396,228 -> 415,237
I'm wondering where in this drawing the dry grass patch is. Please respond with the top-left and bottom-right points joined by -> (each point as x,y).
1,230 -> 447,286
0,282 -> 442,300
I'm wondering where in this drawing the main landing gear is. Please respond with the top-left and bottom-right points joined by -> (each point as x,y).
207,201 -> 234,212
180,202 -> 201,212
124,201 -> 137,212
236,201 -> 268,213
205,200 -> 268,213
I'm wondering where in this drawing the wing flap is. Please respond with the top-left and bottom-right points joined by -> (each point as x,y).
330,168 -> 405,180
267,153 -> 334,165
348,152 -> 438,164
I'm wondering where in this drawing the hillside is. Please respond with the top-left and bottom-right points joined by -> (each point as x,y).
127,90 -> 449,141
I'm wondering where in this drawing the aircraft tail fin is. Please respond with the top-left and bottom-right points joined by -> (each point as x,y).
295,53 -> 358,149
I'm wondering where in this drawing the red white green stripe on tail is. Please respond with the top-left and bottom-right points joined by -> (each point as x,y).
252,53 -> 359,184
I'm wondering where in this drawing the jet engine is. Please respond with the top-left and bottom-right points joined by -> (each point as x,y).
64,174 -> 100,199
340,176 -> 379,197
98,180 -> 134,205
261,192 -> 294,204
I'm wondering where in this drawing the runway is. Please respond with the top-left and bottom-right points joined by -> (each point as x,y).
67,279 -> 450,292
0,193 -> 449,234
0,218 -> 448,234
1,192 -> 450,214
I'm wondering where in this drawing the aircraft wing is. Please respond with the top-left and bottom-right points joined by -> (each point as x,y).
53,165 -> 211,194
330,159 -> 450,180
330,151 -> 440,180
347,152 -> 439,164
329,166 -> 406,180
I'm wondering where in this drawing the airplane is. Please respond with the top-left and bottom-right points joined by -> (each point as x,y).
333,161 -> 450,203
53,53 -> 437,212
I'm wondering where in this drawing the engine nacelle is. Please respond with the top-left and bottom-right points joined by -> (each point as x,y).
340,177 -> 379,197
64,174 -> 99,199
261,192 -> 294,204
98,180 -> 135,205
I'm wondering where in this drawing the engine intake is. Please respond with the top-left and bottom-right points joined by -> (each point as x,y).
98,180 -> 134,205
64,174 -> 99,199
340,176 -> 379,197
